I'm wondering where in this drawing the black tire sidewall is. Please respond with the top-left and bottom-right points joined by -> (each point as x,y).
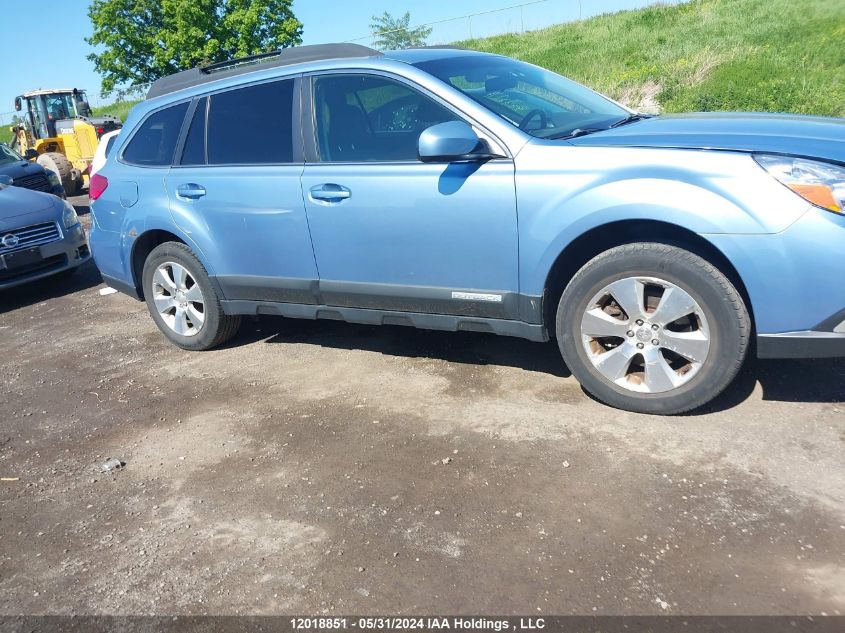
142,243 -> 225,351
557,245 -> 747,414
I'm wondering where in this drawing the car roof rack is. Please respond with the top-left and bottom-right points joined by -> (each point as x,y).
146,43 -> 382,100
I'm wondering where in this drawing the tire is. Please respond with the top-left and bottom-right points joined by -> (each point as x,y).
141,242 -> 241,351
37,152 -> 77,195
556,243 -> 750,415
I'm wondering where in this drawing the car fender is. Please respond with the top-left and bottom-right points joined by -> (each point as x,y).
515,144 -> 811,296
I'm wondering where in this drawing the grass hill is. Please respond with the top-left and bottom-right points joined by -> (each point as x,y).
461,0 -> 845,116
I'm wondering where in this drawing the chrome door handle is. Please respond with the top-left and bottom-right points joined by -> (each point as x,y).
176,183 -> 206,200
310,184 -> 351,202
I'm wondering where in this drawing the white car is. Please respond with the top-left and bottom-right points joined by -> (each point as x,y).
90,129 -> 120,178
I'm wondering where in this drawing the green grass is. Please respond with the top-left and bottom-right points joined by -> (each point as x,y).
461,0 -> 845,116
93,99 -> 140,123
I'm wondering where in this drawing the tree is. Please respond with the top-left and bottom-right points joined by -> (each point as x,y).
369,11 -> 432,50
87,0 -> 303,96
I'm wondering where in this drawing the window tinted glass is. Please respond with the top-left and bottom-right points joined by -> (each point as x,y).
314,75 -> 459,162
207,80 -> 294,164
415,55 -> 627,139
104,135 -> 117,158
123,102 -> 188,166
181,98 -> 207,165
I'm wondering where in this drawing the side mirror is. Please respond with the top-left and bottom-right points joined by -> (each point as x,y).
14,97 -> 21,112
24,149 -> 38,161
419,121 -> 492,163
0,174 -> 13,187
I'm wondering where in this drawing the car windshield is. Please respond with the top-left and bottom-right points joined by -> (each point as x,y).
0,143 -> 23,166
414,55 -> 630,139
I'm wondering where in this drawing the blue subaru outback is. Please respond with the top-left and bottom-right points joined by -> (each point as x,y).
88,44 -> 845,414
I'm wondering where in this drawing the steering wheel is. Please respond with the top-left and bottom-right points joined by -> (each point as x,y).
519,108 -> 549,131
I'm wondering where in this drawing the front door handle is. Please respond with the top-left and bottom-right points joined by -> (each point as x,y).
176,183 -> 207,200
310,183 -> 351,203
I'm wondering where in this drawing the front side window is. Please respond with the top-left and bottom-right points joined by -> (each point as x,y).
123,102 -> 189,166
415,55 -> 629,139
313,74 -> 460,162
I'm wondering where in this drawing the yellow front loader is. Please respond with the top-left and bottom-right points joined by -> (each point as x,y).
10,89 -> 122,195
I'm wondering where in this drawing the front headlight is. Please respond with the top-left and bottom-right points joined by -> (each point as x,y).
62,201 -> 79,228
754,154 -> 845,214
46,170 -> 61,187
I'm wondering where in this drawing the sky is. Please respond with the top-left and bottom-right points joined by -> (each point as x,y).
0,0 -> 682,123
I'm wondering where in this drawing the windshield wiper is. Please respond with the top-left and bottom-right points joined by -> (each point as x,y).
548,127 -> 606,140
547,113 -> 653,140
607,112 -> 653,128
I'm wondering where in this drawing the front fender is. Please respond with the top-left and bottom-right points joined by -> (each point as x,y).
515,144 -> 811,296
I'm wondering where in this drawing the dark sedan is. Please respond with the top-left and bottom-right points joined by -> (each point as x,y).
0,143 -> 65,198
0,177 -> 89,289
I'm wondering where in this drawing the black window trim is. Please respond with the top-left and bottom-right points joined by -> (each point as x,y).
303,68 -> 512,166
118,98 -> 193,169
171,74 -> 305,169
173,96 -> 207,167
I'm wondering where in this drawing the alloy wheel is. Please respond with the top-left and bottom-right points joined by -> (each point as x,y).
150,262 -> 206,337
579,276 -> 710,393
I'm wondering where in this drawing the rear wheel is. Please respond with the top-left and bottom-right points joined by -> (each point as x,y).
556,243 -> 750,414
142,242 -> 241,350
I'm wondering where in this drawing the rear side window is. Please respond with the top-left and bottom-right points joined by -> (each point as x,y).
180,98 -> 207,166
122,102 -> 188,166
205,80 -> 295,164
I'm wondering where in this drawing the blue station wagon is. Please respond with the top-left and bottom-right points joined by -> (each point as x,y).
89,44 -> 845,414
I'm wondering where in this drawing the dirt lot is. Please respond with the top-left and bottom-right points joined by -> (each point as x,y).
1,204 -> 844,616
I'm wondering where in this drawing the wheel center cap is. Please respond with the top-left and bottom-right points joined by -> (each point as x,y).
635,327 -> 652,342
175,291 -> 186,304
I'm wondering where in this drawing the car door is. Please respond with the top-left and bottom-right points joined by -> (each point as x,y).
300,72 -> 519,319
166,77 -> 318,303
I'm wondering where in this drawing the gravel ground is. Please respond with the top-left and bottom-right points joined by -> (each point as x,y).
0,203 -> 843,616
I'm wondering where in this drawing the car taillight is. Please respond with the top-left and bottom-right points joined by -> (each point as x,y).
89,174 -> 108,201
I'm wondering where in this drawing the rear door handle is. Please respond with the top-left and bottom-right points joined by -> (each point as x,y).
176,183 -> 206,200
310,183 -> 351,203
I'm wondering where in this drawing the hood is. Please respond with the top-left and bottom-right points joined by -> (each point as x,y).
568,112 -> 845,164
0,185 -> 61,231
0,159 -> 50,181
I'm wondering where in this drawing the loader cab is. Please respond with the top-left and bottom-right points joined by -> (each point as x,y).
15,89 -> 93,140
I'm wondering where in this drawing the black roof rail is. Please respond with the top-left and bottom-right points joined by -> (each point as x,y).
146,43 -> 382,100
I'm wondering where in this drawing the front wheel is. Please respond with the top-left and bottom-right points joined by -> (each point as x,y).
556,243 -> 750,415
142,242 -> 241,351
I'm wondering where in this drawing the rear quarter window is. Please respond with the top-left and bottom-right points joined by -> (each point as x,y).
122,102 -> 189,166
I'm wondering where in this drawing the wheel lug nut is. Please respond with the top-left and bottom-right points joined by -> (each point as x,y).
636,342 -> 644,349
651,324 -> 659,330
652,339 -> 660,345
626,330 -> 634,337
636,319 -> 644,326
